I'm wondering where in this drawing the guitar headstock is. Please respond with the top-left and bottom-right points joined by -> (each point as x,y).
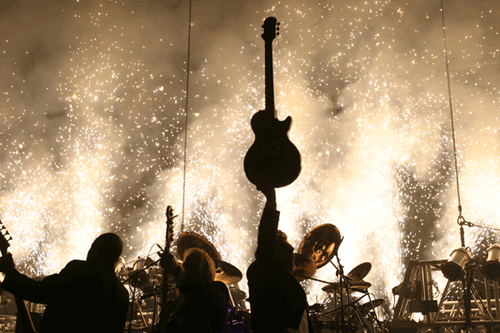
261,17 -> 280,43
0,220 -> 12,257
166,206 -> 177,226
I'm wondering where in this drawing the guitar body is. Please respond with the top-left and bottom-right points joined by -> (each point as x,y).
243,17 -> 301,188
244,111 -> 301,188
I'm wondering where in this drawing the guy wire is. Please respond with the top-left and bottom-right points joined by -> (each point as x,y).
440,0 -> 463,217
181,0 -> 193,232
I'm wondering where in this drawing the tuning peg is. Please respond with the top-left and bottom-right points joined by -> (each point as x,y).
262,24 -> 265,28
167,224 -> 174,244
277,22 -> 280,26
277,32 -> 280,36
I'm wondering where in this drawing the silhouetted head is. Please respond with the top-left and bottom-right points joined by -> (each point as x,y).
275,230 -> 294,273
86,233 -> 123,268
182,248 -> 215,284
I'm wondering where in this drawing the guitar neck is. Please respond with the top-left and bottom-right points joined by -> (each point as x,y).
160,206 -> 175,317
15,298 -> 37,333
264,39 -> 276,116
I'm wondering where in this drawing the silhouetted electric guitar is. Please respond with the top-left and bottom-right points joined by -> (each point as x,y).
0,221 -> 38,333
244,17 -> 301,188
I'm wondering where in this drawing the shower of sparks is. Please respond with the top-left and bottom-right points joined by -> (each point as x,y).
1,0 -> 500,318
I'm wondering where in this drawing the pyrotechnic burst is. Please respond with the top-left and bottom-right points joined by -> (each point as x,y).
1,0 -> 499,318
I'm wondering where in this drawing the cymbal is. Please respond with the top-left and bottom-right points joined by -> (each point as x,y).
357,299 -> 384,314
347,262 -> 372,281
298,224 -> 341,268
215,260 -> 242,285
292,253 -> 317,281
346,275 -> 372,288
322,283 -> 341,293
177,232 -> 221,263
322,280 -> 371,294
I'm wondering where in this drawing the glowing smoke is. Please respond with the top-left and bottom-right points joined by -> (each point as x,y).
1,0 -> 500,317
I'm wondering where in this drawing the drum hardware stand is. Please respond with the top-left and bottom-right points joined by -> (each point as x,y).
359,291 -> 384,330
323,246 -> 373,333
296,274 -> 365,332
140,285 -> 161,327
125,257 -> 161,333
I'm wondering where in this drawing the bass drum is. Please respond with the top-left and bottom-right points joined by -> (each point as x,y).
223,286 -> 251,332
129,257 -> 155,289
223,308 -> 251,333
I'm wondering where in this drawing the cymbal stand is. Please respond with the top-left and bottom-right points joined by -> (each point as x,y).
125,257 -> 160,333
356,284 -> 383,329
326,252 -> 372,333
361,292 -> 384,331
329,254 -> 346,332
127,281 -> 138,333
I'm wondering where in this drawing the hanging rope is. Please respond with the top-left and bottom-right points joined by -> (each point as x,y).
440,0 -> 463,219
181,0 -> 193,232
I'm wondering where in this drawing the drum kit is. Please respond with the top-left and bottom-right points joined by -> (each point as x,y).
117,232 -> 249,331
296,224 -> 385,333
118,224 -> 384,332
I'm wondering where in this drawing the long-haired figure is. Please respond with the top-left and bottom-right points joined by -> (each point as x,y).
0,233 -> 129,333
160,247 -> 229,333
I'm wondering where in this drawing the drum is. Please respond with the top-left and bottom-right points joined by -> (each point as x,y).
224,308 -> 251,333
114,255 -> 126,276
229,286 -> 248,310
129,257 -> 155,289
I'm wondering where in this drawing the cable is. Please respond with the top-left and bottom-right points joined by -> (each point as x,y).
440,0 -> 464,222
181,0 -> 193,233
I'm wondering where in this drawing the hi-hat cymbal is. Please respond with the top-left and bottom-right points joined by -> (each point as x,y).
347,262 -> 372,281
357,299 -> 384,314
322,280 -> 371,294
322,283 -> 342,293
292,253 -> 317,281
215,260 -> 242,285
177,232 -> 221,263
349,279 -> 371,289
298,224 -> 342,268
346,273 -> 371,285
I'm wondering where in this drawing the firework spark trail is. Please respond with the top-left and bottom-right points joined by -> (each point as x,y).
1,0 -> 500,317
